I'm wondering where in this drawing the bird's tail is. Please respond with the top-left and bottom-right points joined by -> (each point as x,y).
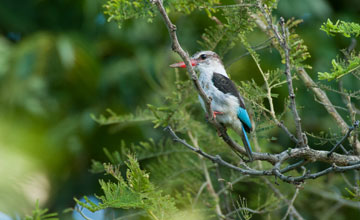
240,124 -> 253,161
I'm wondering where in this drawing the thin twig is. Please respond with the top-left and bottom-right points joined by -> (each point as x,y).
321,202 -> 343,220
314,95 -> 349,112
279,17 -> 304,147
339,144 -> 350,155
328,120 -> 360,156
226,37 -> 274,68
281,187 -> 300,220
305,186 -> 360,209
262,178 -> 304,220
192,182 -> 208,208
215,164 -> 232,215
217,175 -> 248,195
280,160 -> 308,174
340,39 -> 359,154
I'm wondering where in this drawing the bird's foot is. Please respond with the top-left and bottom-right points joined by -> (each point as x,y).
213,111 -> 224,119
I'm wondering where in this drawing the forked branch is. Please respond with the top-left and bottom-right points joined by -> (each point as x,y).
166,126 -> 360,184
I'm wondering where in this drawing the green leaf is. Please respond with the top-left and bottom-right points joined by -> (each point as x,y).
320,19 -> 360,38
318,56 -> 360,81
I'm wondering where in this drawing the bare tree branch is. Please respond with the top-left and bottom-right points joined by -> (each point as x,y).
165,126 -> 360,184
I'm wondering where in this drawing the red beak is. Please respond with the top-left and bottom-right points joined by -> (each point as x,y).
169,60 -> 197,68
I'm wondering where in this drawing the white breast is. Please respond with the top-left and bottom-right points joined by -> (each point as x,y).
198,70 -> 240,127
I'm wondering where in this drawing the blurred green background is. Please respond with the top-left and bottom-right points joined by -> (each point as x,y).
0,0 -> 359,218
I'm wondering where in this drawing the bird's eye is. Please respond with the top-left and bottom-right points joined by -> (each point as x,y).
200,54 -> 207,60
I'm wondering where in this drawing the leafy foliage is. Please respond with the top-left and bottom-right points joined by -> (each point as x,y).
24,200 -> 58,220
104,0 -> 156,27
90,139 -> 191,174
93,73 -> 201,133
271,18 -> 311,69
147,79 -> 203,132
318,20 -> 360,80
76,155 -> 178,220
198,2 -> 257,56
6,0 -> 360,219
320,19 -> 360,38
91,108 -> 154,126
61,0 -> 360,219
318,54 -> 360,81
166,0 -> 220,17
103,0 -> 220,28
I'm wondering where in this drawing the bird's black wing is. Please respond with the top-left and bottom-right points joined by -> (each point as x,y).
212,72 -> 252,132
212,72 -> 243,107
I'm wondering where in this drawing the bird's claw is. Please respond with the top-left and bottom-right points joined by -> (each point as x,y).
213,111 -> 224,119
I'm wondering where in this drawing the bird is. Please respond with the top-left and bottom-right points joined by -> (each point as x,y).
170,51 -> 253,160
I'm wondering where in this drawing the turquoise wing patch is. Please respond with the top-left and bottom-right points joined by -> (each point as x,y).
237,107 -> 252,130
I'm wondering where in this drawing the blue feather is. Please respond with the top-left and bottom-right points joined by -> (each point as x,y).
241,124 -> 252,154
237,107 -> 252,130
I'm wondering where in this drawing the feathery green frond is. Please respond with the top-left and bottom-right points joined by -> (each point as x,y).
235,195 -> 253,220
198,2 -> 257,56
147,79 -> 201,132
24,200 -> 58,220
279,18 -> 311,69
320,19 -> 360,38
318,20 -> 360,80
103,0 -> 156,28
103,0 -> 220,28
76,155 -> 177,220
318,55 -> 360,81
167,0 -> 220,17
91,108 -> 154,126
90,139 -> 192,173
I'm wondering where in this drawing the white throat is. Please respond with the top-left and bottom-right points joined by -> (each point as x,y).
197,61 -> 228,78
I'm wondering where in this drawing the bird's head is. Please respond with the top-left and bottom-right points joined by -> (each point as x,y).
170,51 -> 224,71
